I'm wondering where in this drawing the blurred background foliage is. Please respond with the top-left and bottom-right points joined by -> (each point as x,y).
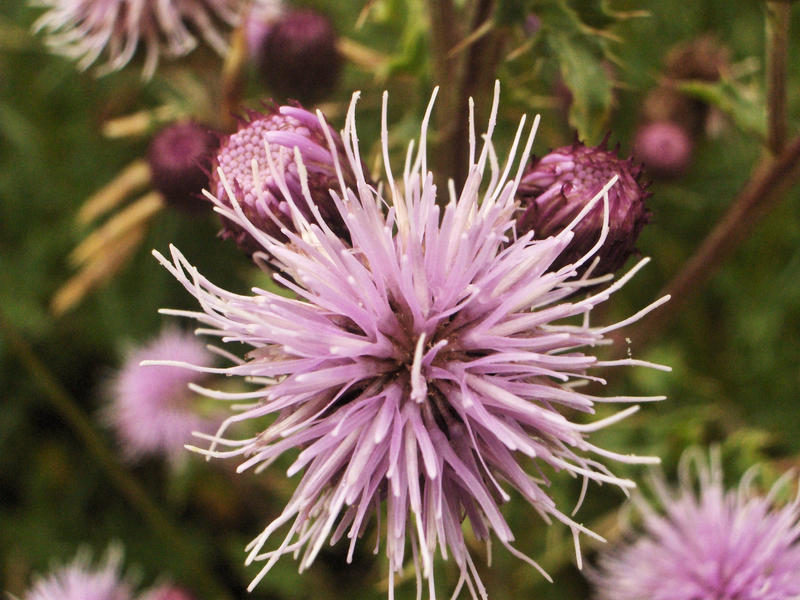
1,0 -> 799,598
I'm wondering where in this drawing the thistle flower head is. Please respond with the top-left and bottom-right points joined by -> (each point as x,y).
154,84 -> 669,598
251,8 -> 341,104
148,122 -> 219,211
31,0 -> 245,78
211,104 -> 353,253
633,121 -> 693,179
105,327 -> 216,461
590,448 -> 800,600
516,139 -> 650,277
24,547 -> 132,600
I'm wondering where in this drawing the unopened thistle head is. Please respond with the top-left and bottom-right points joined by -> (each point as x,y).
211,104 -> 354,253
153,84 -> 669,598
590,448 -> 800,600
138,584 -> 196,600
32,0 -> 245,78
633,121 -> 692,179
516,140 -> 650,278
24,547 -> 132,600
105,327 -> 216,461
148,121 -> 219,211
251,8 -> 342,104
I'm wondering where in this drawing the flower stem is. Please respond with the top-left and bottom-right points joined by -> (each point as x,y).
630,134 -> 800,348
0,308 -> 233,600
765,1 -> 791,154
428,0 -> 463,184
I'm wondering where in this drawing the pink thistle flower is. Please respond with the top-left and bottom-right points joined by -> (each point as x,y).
153,84 -> 669,598
31,0 -> 245,79
590,448 -> 800,600
24,547 -> 132,600
211,104 -> 354,253
105,327 -> 216,461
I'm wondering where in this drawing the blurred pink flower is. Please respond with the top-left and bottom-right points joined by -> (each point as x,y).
24,547 -> 132,600
105,327 -> 216,460
591,448 -> 800,600
32,0 -> 245,78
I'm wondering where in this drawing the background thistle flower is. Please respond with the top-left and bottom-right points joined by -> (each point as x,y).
590,448 -> 800,600
210,104 -> 354,253
154,85 -> 669,597
104,327 -> 217,461
31,0 -> 245,78
24,547 -> 132,600
147,122 -> 219,212
516,140 -> 651,278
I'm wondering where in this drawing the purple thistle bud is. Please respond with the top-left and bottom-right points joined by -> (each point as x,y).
154,84 -> 670,598
516,139 -> 650,277
252,9 -> 341,104
633,121 -> 692,179
139,584 -> 196,600
32,0 -> 245,79
147,122 -> 219,212
590,448 -> 800,600
104,328 -> 216,461
211,104 -> 354,254
24,547 -> 132,600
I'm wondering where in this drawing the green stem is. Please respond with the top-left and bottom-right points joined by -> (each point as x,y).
0,309 -> 233,600
765,1 -> 790,154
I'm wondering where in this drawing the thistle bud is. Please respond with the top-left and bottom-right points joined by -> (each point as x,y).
516,140 -> 650,277
251,9 -> 341,104
211,104 -> 355,253
147,122 -> 218,211
140,585 -> 195,600
633,121 -> 692,178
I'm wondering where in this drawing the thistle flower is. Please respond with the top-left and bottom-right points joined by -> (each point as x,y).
24,547 -> 132,600
590,448 -> 800,600
153,84 -> 669,598
251,8 -> 341,104
32,0 -> 244,78
147,122 -> 219,212
516,140 -> 650,278
105,327 -> 216,461
633,121 -> 692,179
211,104 -> 354,253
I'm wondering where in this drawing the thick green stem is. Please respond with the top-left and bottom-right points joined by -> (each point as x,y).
765,2 -> 790,154
0,309 -> 233,600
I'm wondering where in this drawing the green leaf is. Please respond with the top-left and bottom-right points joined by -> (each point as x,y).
676,76 -> 766,141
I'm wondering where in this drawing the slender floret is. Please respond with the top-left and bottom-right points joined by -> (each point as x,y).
153,84 -> 669,598
31,0 -> 245,78
105,327 -> 216,461
24,547 -> 132,600
590,448 -> 800,600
